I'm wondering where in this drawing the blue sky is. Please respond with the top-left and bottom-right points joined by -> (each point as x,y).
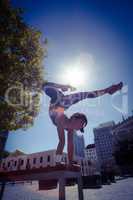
6,0 -> 133,153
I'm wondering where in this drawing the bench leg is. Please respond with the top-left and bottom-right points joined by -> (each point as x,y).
0,182 -> 6,200
59,178 -> 65,200
77,177 -> 84,200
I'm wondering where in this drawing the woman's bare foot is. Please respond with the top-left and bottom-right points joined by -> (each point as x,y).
106,82 -> 123,95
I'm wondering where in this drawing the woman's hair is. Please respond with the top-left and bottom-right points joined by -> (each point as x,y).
70,112 -> 88,132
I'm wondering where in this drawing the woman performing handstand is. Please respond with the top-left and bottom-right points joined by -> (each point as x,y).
43,81 -> 123,165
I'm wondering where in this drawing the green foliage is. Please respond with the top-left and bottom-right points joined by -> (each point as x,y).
0,150 -> 10,160
0,0 -> 46,131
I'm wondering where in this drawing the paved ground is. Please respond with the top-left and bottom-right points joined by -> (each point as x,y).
1,177 -> 133,200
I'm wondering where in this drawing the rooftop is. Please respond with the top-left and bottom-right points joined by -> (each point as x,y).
86,144 -> 95,149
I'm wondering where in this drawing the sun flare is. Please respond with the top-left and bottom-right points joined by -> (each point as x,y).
63,67 -> 86,87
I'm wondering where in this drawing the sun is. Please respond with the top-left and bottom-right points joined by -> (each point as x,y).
63,67 -> 86,87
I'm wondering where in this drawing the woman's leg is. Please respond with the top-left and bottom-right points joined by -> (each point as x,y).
60,91 -> 98,109
56,125 -> 65,156
45,82 -> 122,108
60,83 -> 123,109
67,130 -> 74,164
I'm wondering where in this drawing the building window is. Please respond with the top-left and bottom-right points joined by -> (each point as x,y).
47,155 -> 50,162
88,160 -> 91,165
14,161 -> 17,166
21,160 -> 24,165
82,166 -> 84,174
33,158 -> 36,164
26,159 -> 31,169
2,163 -> 5,168
81,160 -> 84,166
40,157 -> 43,163
8,162 -> 10,167
64,157 -> 67,163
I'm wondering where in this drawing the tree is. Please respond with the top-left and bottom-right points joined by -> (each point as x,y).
0,0 -> 46,132
0,150 -> 10,160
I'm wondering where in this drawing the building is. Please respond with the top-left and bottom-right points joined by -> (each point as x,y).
8,149 -> 26,157
85,144 -> 97,161
79,157 -> 101,188
93,121 -> 115,167
73,131 -> 85,160
112,115 -> 133,146
0,149 -> 68,172
0,149 -> 98,177
112,115 -> 133,174
80,159 -> 98,176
